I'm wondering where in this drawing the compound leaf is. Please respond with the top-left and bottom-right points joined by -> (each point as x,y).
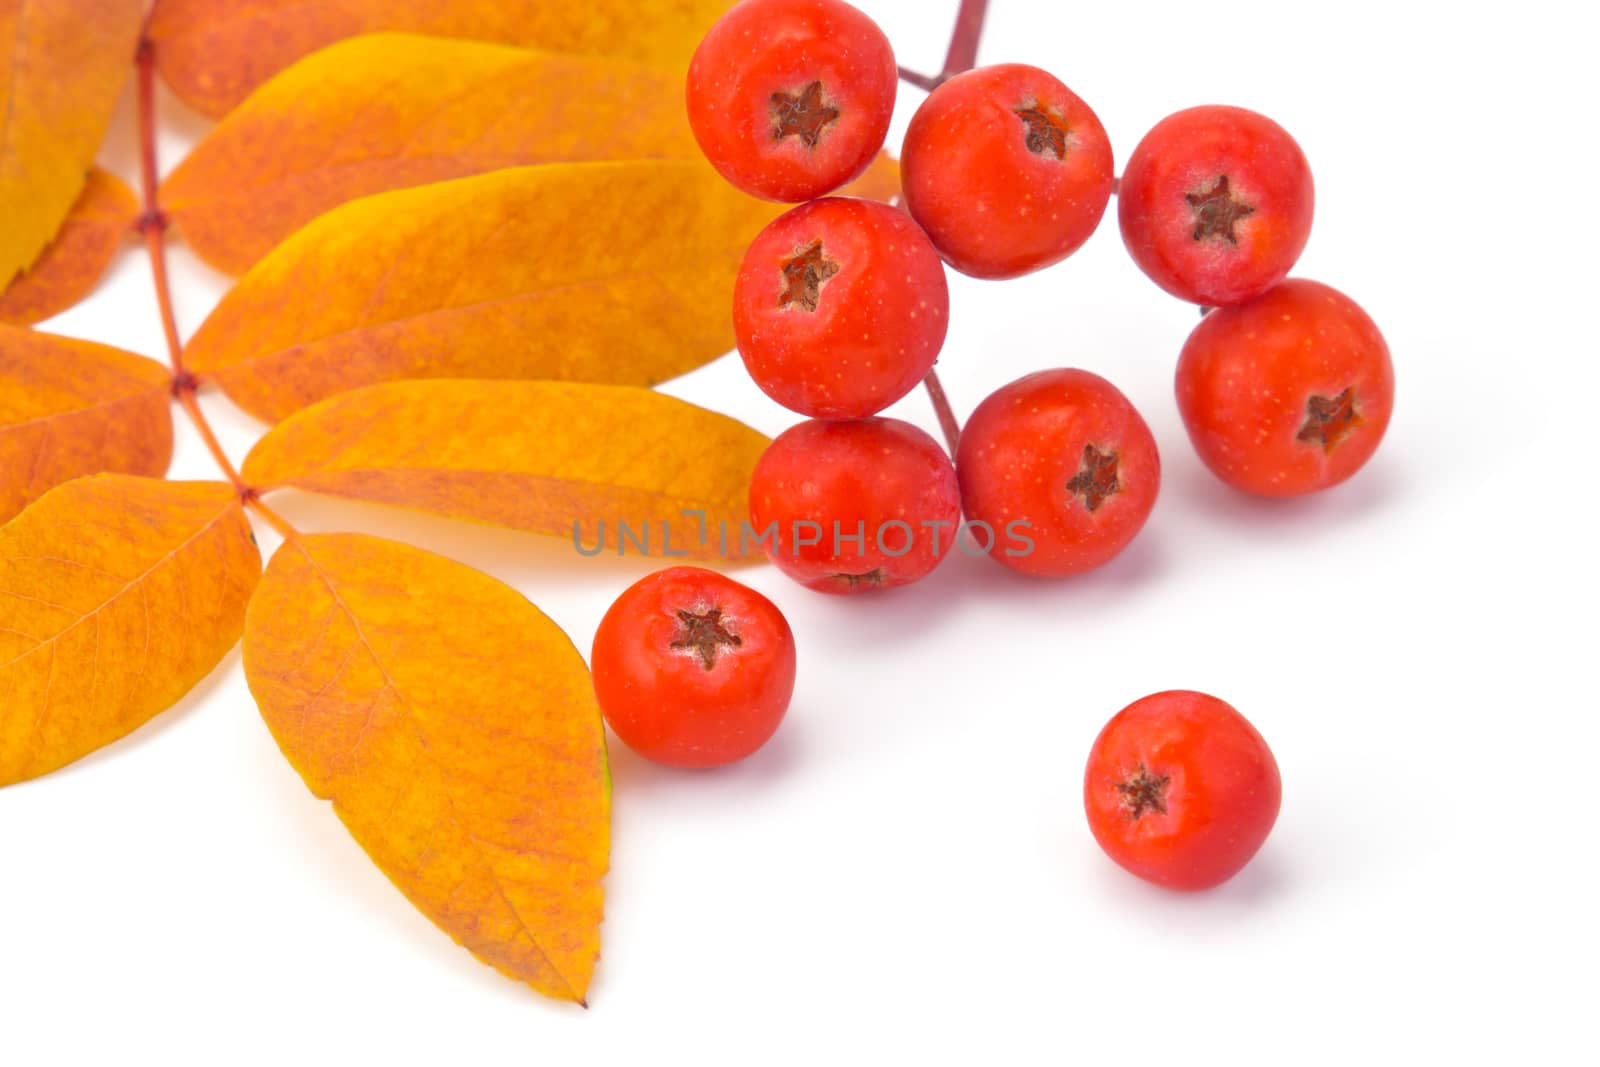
186,160 -> 792,422
162,35 -> 697,275
0,169 -> 139,325
0,476 -> 261,786
243,532 -> 608,1003
1,325 -> 174,523
147,0 -> 729,118
242,380 -> 768,560
0,0 -> 143,288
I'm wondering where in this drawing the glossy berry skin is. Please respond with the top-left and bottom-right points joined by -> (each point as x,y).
1119,106 -> 1314,306
749,418 -> 959,594
591,566 -> 796,769
686,0 -> 896,202
734,198 -> 949,419
1177,279 -> 1394,497
1084,690 -> 1281,892
900,64 -> 1115,279
957,369 -> 1159,578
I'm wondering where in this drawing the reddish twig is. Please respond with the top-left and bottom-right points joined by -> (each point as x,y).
922,368 -> 962,457
897,0 -> 990,90
941,0 -> 989,74
135,39 -> 184,379
136,33 -> 297,540
908,0 -> 990,453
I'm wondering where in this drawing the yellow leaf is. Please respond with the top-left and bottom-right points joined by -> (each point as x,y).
0,0 -> 144,288
162,35 -> 697,275
0,168 -> 139,325
1,325 -> 174,524
243,532 -> 608,1003
241,380 -> 768,561
147,0 -> 730,118
185,160 -> 781,423
0,476 -> 261,787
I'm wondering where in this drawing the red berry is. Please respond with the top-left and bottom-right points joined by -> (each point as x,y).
1119,105 -> 1314,306
748,418 -> 960,593
734,198 -> 949,419
685,0 -> 896,202
900,64 -> 1114,279
1084,690 -> 1281,891
1176,279 -> 1394,497
591,566 -> 796,769
956,369 -> 1159,578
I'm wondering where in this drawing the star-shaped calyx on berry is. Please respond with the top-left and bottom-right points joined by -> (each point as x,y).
1014,106 -> 1068,160
1115,764 -> 1170,820
669,607 -> 742,671
830,568 -> 886,590
771,80 -> 840,149
778,240 -> 840,313
1185,174 -> 1256,244
1296,387 -> 1361,452
1065,444 -> 1121,513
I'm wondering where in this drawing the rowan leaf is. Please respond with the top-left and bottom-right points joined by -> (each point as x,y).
0,0 -> 144,289
162,35 -> 699,275
185,159 -> 877,423
0,476 -> 261,787
242,532 -> 608,1003
147,0 -> 729,119
0,325 -> 175,523
0,169 -> 139,325
241,380 -> 768,560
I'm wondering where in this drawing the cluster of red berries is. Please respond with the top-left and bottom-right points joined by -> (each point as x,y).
590,0 -> 1394,891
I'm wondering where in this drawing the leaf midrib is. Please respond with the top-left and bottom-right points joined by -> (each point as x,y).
292,539 -> 587,1001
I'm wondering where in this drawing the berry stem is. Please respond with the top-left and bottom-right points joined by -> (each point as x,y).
136,30 -> 298,541
923,368 -> 962,456
907,0 -> 988,452
942,0 -> 989,74
896,0 -> 989,90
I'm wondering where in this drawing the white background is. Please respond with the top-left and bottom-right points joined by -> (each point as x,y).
4,0 -> 1596,1062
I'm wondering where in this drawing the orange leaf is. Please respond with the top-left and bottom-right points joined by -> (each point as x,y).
185,160 -> 783,423
1,325 -> 174,523
0,476 -> 261,787
147,0 -> 730,118
243,532 -> 608,1003
0,0 -> 144,288
0,169 -> 139,325
241,380 -> 768,560
162,35 -> 698,275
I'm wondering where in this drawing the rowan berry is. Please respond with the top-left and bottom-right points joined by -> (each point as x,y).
733,197 -> 949,419
748,418 -> 960,593
1176,279 -> 1393,497
1084,690 -> 1281,891
1119,105 -> 1314,306
900,63 -> 1115,279
591,566 -> 796,769
686,0 -> 897,202
956,369 -> 1159,578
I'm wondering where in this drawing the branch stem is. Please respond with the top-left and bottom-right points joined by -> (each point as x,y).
923,369 -> 962,457
136,33 -> 296,542
909,0 -> 990,451
896,0 -> 990,91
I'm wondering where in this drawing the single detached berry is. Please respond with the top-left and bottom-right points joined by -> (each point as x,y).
1177,278 -> 1394,497
900,64 -> 1115,279
686,0 -> 897,202
734,197 -> 949,419
748,418 -> 960,593
956,369 -> 1159,578
591,566 -> 797,769
1119,105 -> 1314,306
1084,690 -> 1282,891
